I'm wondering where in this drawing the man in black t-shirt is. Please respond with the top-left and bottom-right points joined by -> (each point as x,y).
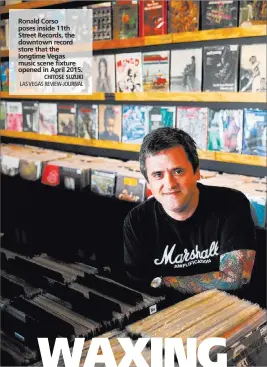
123,127 -> 256,295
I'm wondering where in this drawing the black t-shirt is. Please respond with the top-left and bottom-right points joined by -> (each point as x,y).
124,183 -> 256,287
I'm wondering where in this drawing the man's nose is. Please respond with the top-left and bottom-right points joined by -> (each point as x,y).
164,173 -> 178,189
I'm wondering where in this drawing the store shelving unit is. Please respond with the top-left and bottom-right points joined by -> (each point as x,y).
1,1 -> 266,173
1,129 -> 265,167
1,91 -> 265,103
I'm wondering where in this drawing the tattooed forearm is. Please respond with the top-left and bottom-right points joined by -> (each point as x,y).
163,249 -> 256,294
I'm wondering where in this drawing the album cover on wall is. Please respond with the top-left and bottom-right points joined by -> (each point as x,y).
98,105 -> 122,142
202,1 -> 238,29
171,48 -> 202,92
116,52 -> 143,92
239,1 -> 267,27
139,0 -> 167,36
39,103 -> 57,135
168,1 -> 199,33
1,61 -> 9,91
208,109 -> 243,153
113,0 -> 138,39
242,108 -> 266,156
177,107 -> 208,150
143,51 -> 170,92
239,44 -> 267,92
0,101 -> 6,130
203,45 -> 239,92
147,106 -> 176,132
22,102 -> 39,132
0,19 -> 8,49
57,103 -> 77,136
89,2 -> 112,41
122,105 -> 148,144
93,55 -> 116,93
77,103 -> 98,139
6,101 -> 23,132
207,109 -> 223,152
208,108 -> 243,153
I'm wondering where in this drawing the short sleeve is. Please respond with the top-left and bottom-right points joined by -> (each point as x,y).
220,192 -> 256,255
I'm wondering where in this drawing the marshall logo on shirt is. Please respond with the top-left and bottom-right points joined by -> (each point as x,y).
154,242 -> 219,268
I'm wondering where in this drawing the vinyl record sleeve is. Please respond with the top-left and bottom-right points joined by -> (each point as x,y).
0,101 -> 6,129
177,107 -> 208,150
139,0 -> 167,36
39,103 -> 57,136
168,0 -> 199,33
116,52 -> 143,92
207,108 -> 243,153
77,103 -> 98,139
91,169 -> 116,196
242,108 -> 266,156
202,1 -> 238,29
171,48 -> 202,92
239,44 -> 267,93
89,2 -> 112,41
57,103 -> 77,137
122,105 -> 148,144
98,105 -> 122,142
22,102 -> 39,133
203,44 -> 239,92
147,106 -> 176,132
93,55 -> 116,93
239,1 -> 267,27
113,0 -> 138,39
6,102 -> 23,132
143,51 -> 170,92
115,173 -> 146,203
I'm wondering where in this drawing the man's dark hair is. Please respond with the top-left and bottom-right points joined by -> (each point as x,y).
139,127 -> 199,181
104,106 -> 115,127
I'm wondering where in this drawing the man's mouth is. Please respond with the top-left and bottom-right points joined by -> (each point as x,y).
163,191 -> 181,196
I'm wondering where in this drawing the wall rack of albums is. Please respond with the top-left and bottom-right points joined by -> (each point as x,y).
0,1 -> 266,152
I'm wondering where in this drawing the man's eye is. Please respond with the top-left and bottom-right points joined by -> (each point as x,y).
174,169 -> 183,175
153,172 -> 162,179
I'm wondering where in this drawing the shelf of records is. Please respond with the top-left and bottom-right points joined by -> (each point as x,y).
1,1 -> 267,45
1,42 -> 266,96
0,100 -> 266,164
19,290 -> 267,367
1,142 -> 266,229
1,265 -> 267,367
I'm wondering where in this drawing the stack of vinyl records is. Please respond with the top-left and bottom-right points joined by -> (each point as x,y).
1,330 -> 38,366
0,247 -> 163,365
126,289 -> 267,364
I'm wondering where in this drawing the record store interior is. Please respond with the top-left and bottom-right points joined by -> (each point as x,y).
0,0 -> 267,366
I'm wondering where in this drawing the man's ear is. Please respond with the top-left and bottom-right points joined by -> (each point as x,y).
196,167 -> 200,181
146,180 -> 151,190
